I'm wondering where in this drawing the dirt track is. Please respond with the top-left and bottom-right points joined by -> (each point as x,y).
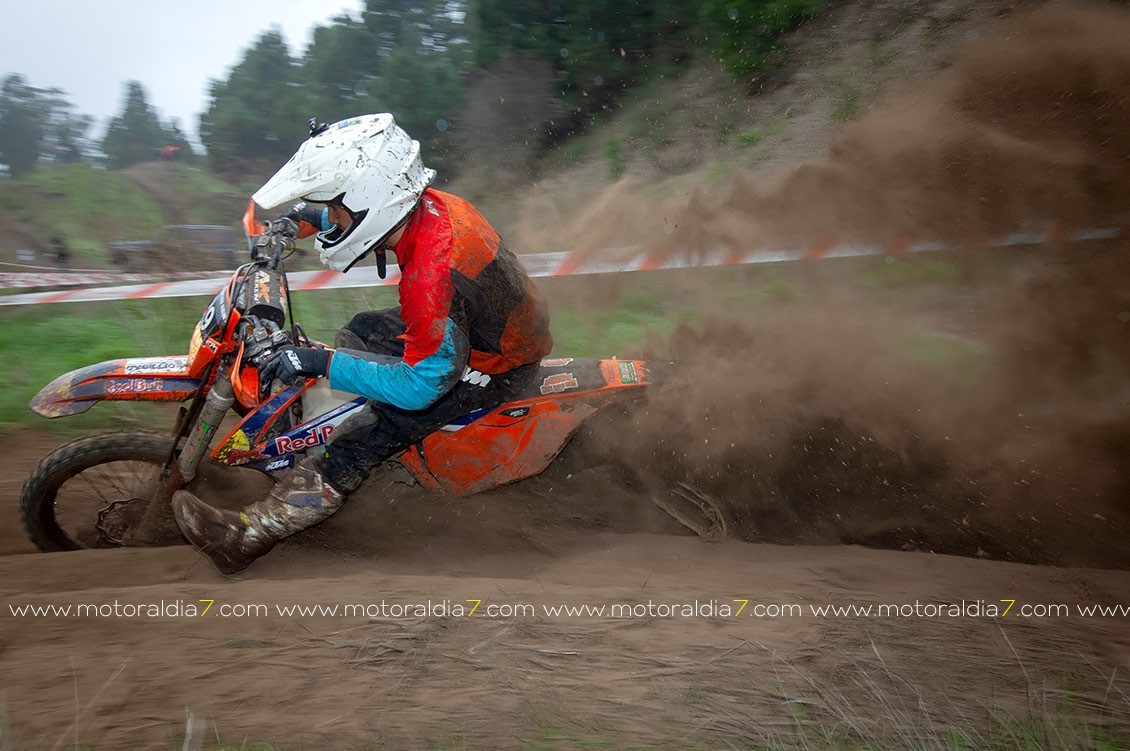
2,433 -> 1129,748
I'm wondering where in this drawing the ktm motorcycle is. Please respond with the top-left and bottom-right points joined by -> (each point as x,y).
19,207 -> 653,552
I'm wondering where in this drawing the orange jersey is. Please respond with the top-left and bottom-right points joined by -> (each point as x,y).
326,189 -> 553,411
393,189 -> 553,374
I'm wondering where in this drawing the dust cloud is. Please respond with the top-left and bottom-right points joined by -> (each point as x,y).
722,0 -> 1130,248
537,1 -> 1130,568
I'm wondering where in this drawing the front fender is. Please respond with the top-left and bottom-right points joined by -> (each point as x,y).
30,355 -> 201,418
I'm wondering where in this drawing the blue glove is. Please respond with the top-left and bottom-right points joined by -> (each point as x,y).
260,346 -> 332,386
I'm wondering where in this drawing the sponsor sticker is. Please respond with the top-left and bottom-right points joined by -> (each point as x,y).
539,373 -> 579,395
617,361 -> 638,384
263,457 -> 293,472
461,367 -> 492,387
104,378 -> 166,395
123,356 -> 189,375
501,406 -> 530,418
199,305 -> 216,333
274,424 -> 335,453
254,269 -> 281,305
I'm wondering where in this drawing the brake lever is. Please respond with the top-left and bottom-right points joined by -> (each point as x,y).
266,217 -> 300,238
250,218 -> 299,267
291,322 -> 311,348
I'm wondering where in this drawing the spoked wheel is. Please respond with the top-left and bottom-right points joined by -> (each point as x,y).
19,431 -> 179,552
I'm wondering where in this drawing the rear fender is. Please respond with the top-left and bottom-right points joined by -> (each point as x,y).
30,355 -> 199,418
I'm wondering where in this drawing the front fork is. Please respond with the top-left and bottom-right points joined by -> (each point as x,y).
129,378 -> 236,544
178,378 -> 236,482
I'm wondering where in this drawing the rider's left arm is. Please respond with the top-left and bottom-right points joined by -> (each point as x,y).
326,318 -> 469,410
324,243 -> 469,411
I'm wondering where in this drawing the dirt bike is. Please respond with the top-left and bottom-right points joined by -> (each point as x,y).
19,204 -> 654,552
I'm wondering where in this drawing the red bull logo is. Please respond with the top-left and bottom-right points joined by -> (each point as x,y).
274,424 -> 335,453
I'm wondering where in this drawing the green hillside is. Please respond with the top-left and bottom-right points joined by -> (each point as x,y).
0,162 -> 242,268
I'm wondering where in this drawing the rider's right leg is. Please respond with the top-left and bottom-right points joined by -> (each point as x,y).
172,456 -> 345,575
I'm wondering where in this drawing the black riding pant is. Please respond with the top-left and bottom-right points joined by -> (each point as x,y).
315,307 -> 538,493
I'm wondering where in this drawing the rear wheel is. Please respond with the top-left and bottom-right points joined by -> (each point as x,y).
19,431 -> 178,552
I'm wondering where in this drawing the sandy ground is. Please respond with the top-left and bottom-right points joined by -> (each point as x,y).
2,433 -> 1128,749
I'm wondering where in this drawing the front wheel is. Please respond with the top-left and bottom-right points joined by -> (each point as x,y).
20,431 -> 178,552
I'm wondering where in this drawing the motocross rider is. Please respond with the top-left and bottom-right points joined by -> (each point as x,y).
172,114 -> 553,574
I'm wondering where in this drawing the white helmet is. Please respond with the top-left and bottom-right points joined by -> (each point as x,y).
252,113 -> 436,272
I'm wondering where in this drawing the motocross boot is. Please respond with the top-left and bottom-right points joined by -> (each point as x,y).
171,457 -> 344,575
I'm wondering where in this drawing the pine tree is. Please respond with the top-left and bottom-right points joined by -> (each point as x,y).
199,30 -> 309,174
0,74 -> 49,177
100,81 -> 172,169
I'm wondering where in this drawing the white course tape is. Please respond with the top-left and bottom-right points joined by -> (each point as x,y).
0,270 -> 226,290
0,261 -> 121,272
0,225 -> 1120,307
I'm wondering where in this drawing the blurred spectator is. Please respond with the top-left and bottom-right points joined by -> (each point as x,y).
158,145 -> 181,162
55,144 -> 82,164
50,235 -> 69,267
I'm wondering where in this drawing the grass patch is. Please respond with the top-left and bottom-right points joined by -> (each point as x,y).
854,257 -> 961,287
0,299 -> 200,434
703,0 -> 828,82
543,139 -> 589,172
0,163 -> 243,268
824,40 -> 901,123
734,115 -> 789,148
898,331 -> 985,371
549,297 -> 680,359
704,160 -> 736,186
604,138 -> 627,180
161,164 -> 239,197
0,285 -> 404,435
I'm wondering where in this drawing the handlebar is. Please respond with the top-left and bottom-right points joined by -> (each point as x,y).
249,217 -> 299,267
242,313 -> 292,367
242,214 -> 312,354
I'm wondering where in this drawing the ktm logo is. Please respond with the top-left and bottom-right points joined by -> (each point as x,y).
462,367 -> 491,387
539,373 -> 578,394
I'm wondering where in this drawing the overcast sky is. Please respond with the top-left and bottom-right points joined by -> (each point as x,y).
3,0 -> 363,147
